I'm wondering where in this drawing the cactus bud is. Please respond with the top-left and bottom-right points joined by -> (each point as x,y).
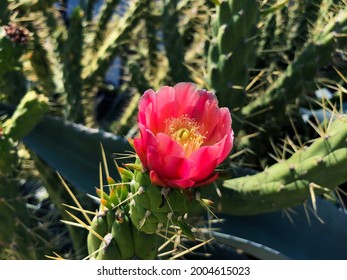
3,23 -> 30,44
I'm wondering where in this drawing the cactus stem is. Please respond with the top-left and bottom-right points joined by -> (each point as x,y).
159,187 -> 171,208
101,198 -> 113,210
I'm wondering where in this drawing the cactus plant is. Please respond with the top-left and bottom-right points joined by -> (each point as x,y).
0,0 -> 347,260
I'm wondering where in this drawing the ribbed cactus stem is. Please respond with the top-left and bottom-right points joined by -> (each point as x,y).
241,7 -> 347,131
3,90 -> 49,142
63,7 -> 84,122
206,0 -> 259,112
84,0 -> 99,21
87,171 -> 160,259
212,114 -> 347,215
0,135 -> 18,177
87,155 -> 210,259
30,33 -> 57,94
0,24 -> 27,74
29,10 -> 66,104
286,0 -> 322,50
162,0 -> 190,83
83,0 -> 146,85
144,0 -> 159,76
88,209 -> 159,260
92,0 -> 121,48
0,0 -> 9,24
129,160 -> 204,236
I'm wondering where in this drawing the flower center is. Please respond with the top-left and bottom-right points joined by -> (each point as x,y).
166,115 -> 206,157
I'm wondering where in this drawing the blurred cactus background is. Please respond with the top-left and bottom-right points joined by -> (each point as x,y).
1,0 -> 347,260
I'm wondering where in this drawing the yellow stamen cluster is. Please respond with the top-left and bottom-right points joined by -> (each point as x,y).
166,115 -> 206,157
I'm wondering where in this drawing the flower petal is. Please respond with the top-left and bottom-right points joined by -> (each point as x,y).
189,146 -> 219,181
149,170 -> 166,187
194,172 -> 219,187
150,170 -> 195,189
204,107 -> 232,145
163,155 -> 190,180
155,86 -> 176,131
155,132 -> 186,158
165,178 -> 195,189
173,82 -> 200,116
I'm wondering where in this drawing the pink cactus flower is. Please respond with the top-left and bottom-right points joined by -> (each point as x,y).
134,82 -> 233,189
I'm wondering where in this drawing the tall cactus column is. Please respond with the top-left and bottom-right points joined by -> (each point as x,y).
206,0 -> 259,125
240,7 -> 347,134
0,90 -> 50,259
87,82 -> 234,259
